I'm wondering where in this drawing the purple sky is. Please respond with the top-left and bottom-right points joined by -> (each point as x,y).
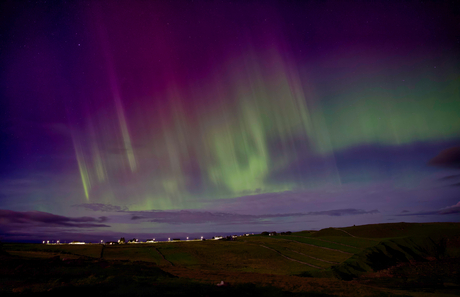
1,0 -> 459,242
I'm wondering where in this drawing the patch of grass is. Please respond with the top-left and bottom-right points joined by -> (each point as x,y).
327,235 -> 459,280
241,236 -> 354,263
317,236 -> 380,249
272,247 -> 331,268
102,244 -> 164,264
4,243 -> 102,258
359,257 -> 460,295
310,228 -> 352,237
155,241 -> 311,275
274,235 -> 362,253
292,230 -> 318,237
7,251 -> 81,259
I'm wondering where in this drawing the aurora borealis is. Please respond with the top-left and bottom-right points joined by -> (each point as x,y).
1,1 -> 459,242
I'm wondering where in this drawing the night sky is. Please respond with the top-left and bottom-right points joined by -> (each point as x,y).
1,0 -> 459,242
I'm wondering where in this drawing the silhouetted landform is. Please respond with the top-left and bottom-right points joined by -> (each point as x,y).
2,222 -> 459,296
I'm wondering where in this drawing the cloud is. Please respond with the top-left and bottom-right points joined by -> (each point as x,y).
72,203 -> 129,212
266,141 -> 460,187
307,209 -> 379,216
438,174 -> 460,181
128,208 -> 379,225
130,211 -> 262,225
397,201 -> 460,216
436,174 -> 460,187
428,146 -> 460,169
131,215 -> 144,220
0,209 -> 110,228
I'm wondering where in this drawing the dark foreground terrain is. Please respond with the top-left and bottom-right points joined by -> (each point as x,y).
1,222 -> 459,296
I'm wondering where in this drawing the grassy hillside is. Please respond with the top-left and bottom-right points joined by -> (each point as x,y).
155,240 -> 313,275
2,254 -> 336,297
4,243 -> 103,258
327,236 -> 449,280
337,222 -> 460,239
2,222 -> 459,296
312,223 -> 460,282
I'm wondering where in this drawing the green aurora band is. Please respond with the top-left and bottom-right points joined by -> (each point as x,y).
70,48 -> 460,210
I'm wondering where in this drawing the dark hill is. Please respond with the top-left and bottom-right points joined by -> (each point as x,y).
337,222 -> 460,239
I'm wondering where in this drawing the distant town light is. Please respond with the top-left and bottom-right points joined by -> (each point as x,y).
69,241 -> 85,245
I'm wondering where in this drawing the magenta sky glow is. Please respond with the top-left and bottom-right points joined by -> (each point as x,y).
1,0 -> 459,242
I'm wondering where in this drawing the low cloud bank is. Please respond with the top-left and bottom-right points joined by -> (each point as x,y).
129,208 -> 379,225
0,209 -> 110,228
428,146 -> 460,169
397,201 -> 460,216
72,203 -> 128,212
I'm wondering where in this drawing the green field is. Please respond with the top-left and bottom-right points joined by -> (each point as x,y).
2,222 -> 460,296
